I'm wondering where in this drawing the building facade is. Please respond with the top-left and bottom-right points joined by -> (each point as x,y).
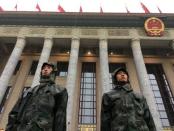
0,12 -> 174,131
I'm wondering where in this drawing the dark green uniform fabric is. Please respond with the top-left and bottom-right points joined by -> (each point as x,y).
101,83 -> 156,131
6,81 -> 68,131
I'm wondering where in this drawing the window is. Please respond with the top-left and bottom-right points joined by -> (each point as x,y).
78,62 -> 96,130
146,64 -> 174,128
28,61 -> 38,75
13,60 -> 22,75
109,63 -> 126,89
57,62 -> 69,77
0,86 -> 12,113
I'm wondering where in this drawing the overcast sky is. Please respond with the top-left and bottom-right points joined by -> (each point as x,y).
0,0 -> 174,13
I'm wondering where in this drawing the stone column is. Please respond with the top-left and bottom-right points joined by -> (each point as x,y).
99,39 -> 110,94
0,37 -> 26,104
162,62 -> 174,96
131,39 -> 162,131
31,37 -> 53,87
0,57 -> 32,129
66,37 -> 80,131
169,30 -> 174,55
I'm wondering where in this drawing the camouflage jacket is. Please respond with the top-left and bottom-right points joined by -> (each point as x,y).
101,83 -> 156,131
6,82 -> 68,131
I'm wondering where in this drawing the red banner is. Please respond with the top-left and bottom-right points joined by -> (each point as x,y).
140,2 -> 150,13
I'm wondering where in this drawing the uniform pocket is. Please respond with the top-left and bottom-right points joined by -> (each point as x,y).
135,119 -> 149,131
36,118 -> 52,131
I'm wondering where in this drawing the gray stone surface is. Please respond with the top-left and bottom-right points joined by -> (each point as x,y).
66,37 -> 80,131
131,39 -> 162,131
31,38 -> 53,87
99,39 -> 110,94
0,37 -> 26,104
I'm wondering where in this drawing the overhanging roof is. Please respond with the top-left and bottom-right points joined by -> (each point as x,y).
0,11 -> 174,27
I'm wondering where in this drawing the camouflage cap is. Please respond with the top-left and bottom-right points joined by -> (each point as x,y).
112,67 -> 129,84
40,62 -> 57,83
41,62 -> 57,72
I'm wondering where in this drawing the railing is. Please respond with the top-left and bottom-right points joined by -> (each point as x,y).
163,126 -> 174,131
78,125 -> 174,131
78,124 -> 96,131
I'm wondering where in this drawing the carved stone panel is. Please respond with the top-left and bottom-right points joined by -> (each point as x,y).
29,28 -> 46,35
108,29 -> 129,36
81,29 -> 98,35
2,27 -> 20,35
55,28 -> 72,35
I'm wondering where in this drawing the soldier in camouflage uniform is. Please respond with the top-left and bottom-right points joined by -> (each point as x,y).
101,67 -> 156,131
6,62 -> 68,131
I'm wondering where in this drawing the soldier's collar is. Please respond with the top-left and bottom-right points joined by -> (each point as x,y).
114,83 -> 132,92
122,84 -> 132,92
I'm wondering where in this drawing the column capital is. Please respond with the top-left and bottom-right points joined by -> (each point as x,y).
129,29 -> 139,37
44,37 -> 53,40
72,28 -> 81,36
72,37 -> 80,41
16,37 -> 26,47
131,38 -> 140,42
17,36 -> 25,39
99,38 -> 107,41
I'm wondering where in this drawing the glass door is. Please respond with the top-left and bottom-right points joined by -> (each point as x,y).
78,62 -> 96,131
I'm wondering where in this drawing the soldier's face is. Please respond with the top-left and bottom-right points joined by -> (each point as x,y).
115,71 -> 128,82
41,65 -> 53,76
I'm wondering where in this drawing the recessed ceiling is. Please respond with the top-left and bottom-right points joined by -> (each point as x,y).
140,39 -> 171,49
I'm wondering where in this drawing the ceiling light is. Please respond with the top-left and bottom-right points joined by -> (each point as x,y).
87,51 -> 92,55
